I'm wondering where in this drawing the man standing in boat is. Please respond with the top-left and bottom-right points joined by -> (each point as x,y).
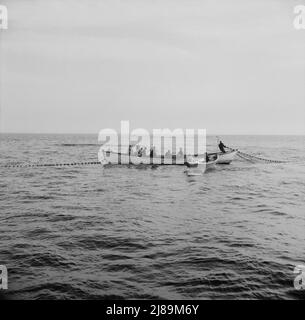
128,144 -> 133,156
149,146 -> 157,158
205,152 -> 210,162
218,140 -> 227,153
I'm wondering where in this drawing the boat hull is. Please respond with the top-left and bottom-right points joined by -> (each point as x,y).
101,150 -> 237,166
215,150 -> 237,164
102,150 -> 185,165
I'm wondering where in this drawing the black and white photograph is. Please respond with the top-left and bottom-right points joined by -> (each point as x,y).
0,0 -> 305,307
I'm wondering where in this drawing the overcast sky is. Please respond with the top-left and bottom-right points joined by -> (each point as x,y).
0,0 -> 304,134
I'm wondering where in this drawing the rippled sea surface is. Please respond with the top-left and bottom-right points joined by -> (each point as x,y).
0,134 -> 305,299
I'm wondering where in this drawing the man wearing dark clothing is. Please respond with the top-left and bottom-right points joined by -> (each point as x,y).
218,141 -> 227,153
205,152 -> 209,163
128,145 -> 133,156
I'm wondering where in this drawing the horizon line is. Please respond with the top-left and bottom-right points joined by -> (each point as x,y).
1,132 -> 305,136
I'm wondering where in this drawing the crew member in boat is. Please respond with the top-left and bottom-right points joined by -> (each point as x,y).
142,147 -> 147,156
149,146 -> 157,158
128,144 -> 133,156
218,140 -> 227,153
137,146 -> 146,157
153,147 -> 157,156
165,150 -> 172,158
135,145 -> 140,155
205,152 -> 210,162
177,148 -> 184,158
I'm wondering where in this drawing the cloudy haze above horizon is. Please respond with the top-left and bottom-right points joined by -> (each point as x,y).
0,0 -> 304,135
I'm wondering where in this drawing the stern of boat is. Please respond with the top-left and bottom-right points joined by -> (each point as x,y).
216,150 -> 237,164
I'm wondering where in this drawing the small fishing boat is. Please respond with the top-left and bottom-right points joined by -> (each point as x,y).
207,150 -> 238,164
101,149 -> 237,166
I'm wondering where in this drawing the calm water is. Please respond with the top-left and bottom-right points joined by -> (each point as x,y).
0,134 -> 305,299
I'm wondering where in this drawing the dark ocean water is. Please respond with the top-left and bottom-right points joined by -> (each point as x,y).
0,134 -> 305,300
